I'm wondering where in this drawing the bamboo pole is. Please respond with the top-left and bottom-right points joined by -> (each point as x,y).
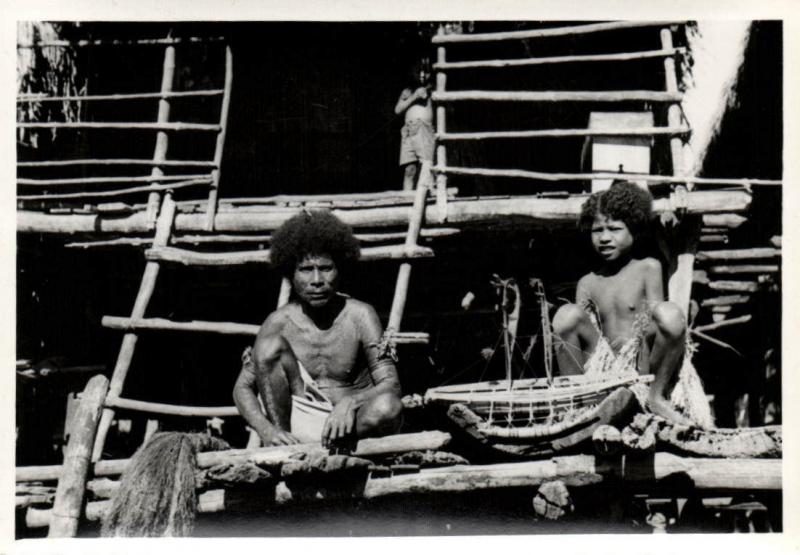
16,89 -> 224,103
434,47 -> 686,70
697,248 -> 781,261
433,165 -> 776,187
17,121 -> 221,131
431,21 -> 686,44
205,45 -> 233,230
703,214 -> 748,228
101,315 -> 429,343
107,397 -> 240,417
439,126 -> 690,141
18,158 -> 218,168
700,235 -> 728,244
707,281 -> 758,293
694,315 -> 753,332
18,173 -> 211,187
146,44 -> 177,225
18,36 -> 226,48
387,162 -> 431,332
17,178 -> 212,201
47,375 -> 109,538
91,194 -> 176,463
145,244 -> 434,266
700,295 -> 750,307
709,265 -> 779,274
435,28 -> 449,219
19,431 -> 453,482
433,90 -> 682,103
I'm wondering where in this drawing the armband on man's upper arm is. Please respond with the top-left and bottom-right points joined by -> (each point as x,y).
368,356 -> 398,385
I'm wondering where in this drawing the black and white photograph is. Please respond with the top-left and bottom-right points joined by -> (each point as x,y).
9,8 -> 791,546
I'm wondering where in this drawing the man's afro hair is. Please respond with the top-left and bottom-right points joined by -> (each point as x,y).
578,180 -> 654,236
271,210 -> 361,277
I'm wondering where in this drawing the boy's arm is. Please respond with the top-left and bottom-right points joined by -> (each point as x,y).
394,87 -> 417,115
575,275 -> 592,306
643,258 -> 665,304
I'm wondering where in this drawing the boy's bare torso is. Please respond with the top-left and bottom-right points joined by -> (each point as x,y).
579,257 -> 660,355
404,93 -> 433,124
268,297 -> 372,403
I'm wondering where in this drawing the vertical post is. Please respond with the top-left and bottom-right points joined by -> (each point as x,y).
387,161 -> 430,332
145,44 -> 176,228
434,26 -> 449,221
661,27 -> 695,318
205,45 -> 234,231
92,194 -> 177,462
48,375 -> 109,537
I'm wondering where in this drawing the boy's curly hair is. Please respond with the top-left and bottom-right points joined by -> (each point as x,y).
578,180 -> 654,236
271,210 -> 361,278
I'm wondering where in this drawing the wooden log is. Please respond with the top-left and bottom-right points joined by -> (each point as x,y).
434,47 -> 686,70
16,493 -> 55,507
18,173 -> 211,187
708,281 -> 758,293
709,265 -> 779,274
205,44 -> 233,230
433,90 -> 682,103
17,121 -> 221,132
431,20 -> 686,44
18,431 -> 453,482
697,248 -> 781,261
144,244 -> 434,266
703,213 -> 748,228
91,194 -> 176,463
694,315 -> 752,332
47,375 -> 109,538
18,158 -> 218,168
592,425 -> 623,456
17,178 -> 212,201
101,315 -> 429,344
16,89 -> 224,103
86,477 -> 119,499
18,36 -> 226,48
106,396 -> 239,417
17,189 -> 752,234
700,235 -> 728,244
623,453 -> 781,490
701,295 -> 749,307
439,125 -> 689,141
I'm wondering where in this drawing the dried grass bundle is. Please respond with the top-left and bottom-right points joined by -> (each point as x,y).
101,432 -> 228,537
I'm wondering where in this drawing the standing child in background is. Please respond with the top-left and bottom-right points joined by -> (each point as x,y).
551,181 -> 714,428
395,60 -> 434,191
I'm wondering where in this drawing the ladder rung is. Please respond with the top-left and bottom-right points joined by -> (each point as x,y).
106,396 -> 239,417
102,316 -> 430,344
145,244 -> 435,266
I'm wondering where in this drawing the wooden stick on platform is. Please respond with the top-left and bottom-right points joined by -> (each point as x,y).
434,47 -> 686,70
433,90 -> 682,103
439,126 -> 689,141
47,375 -> 109,538
431,21 -> 686,44
17,121 -> 221,132
16,90 -> 224,103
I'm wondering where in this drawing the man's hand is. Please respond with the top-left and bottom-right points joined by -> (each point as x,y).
259,425 -> 301,447
321,397 -> 357,447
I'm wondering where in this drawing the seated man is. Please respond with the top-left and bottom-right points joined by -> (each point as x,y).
233,211 -> 403,447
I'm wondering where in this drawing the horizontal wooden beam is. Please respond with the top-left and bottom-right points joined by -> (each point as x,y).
700,295 -> 750,307
18,36 -> 226,48
17,121 -> 221,132
18,158 -> 217,168
432,21 -> 686,44
694,315 -> 753,332
101,316 -> 429,344
697,248 -> 781,261
709,265 -> 779,274
106,396 -> 240,417
433,90 -> 682,103
17,89 -> 224,103
145,244 -> 435,266
702,214 -> 748,228
16,431 -> 453,482
707,281 -> 759,293
438,126 -> 689,141
18,173 -> 212,187
434,47 -> 686,70
17,178 -> 212,201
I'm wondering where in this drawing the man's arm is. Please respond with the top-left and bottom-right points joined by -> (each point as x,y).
321,303 -> 401,444
232,312 -> 299,445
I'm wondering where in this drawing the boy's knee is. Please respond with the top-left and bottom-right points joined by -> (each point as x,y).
552,303 -> 585,335
652,302 -> 685,340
